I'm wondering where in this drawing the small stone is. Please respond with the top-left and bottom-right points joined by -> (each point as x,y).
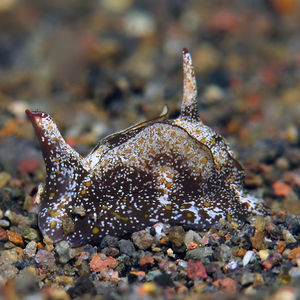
272,181 -> 291,197
55,240 -> 77,264
67,276 -> 97,298
253,273 -> 264,286
0,263 -> 18,282
218,244 -> 232,262
167,248 -> 175,258
23,195 -> 34,211
277,241 -> 286,253
186,247 -> 213,264
124,10 -> 156,37
187,241 -> 198,250
132,230 -> 153,250
258,249 -> 269,260
102,247 -> 119,257
100,235 -> 119,249
0,208 -> 3,219
24,241 -> 37,258
225,260 -> 238,271
15,269 -> 39,295
204,85 -> 224,103
22,228 -> 40,242
243,250 -> 255,266
6,230 -> 24,247
282,229 -> 296,243
118,239 -> 135,256
42,236 -> 54,252
240,272 -> 255,286
213,277 -> 237,294
35,249 -> 55,267
0,172 -> 11,188
184,230 -> 202,247
140,256 -> 154,266
4,210 -> 31,227
250,230 -> 267,250
17,159 -> 40,174
90,253 -> 117,272
168,226 -> 185,248
288,267 -> 300,279
201,233 -> 220,245
0,219 -> 10,228
187,260 -> 207,280
0,248 -> 21,264
0,229 -> 8,241
288,248 -> 300,260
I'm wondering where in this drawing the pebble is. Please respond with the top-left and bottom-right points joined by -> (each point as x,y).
213,277 -> 237,294
243,250 -> 255,266
0,208 -> 3,219
55,241 -> 78,264
4,210 -> 31,227
0,248 -> 22,264
22,228 -> 40,242
90,253 -> 118,272
24,241 -> 37,258
258,249 -> 270,260
288,267 -> 300,279
184,230 -> 202,247
168,226 -> 185,248
131,230 -> 153,250
282,229 -> 297,243
140,256 -> 154,266
0,172 -> 11,187
0,219 -> 10,228
118,239 -> 135,256
288,248 -> 300,260
187,260 -> 207,280
186,247 -> 213,264
166,248 -> 175,258
240,272 -> 255,286
35,249 -> 56,267
102,247 -> 119,257
6,230 -> 24,247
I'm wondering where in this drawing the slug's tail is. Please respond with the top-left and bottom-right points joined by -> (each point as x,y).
180,48 -> 199,121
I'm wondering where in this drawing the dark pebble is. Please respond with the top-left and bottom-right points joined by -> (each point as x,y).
68,276 -> 97,298
102,247 -> 119,257
118,239 -> 135,256
153,273 -> 174,287
100,235 -> 119,249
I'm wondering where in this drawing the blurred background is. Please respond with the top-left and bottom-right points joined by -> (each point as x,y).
0,0 -> 300,180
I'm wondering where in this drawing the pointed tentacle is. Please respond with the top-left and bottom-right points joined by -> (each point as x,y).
181,48 -> 200,121
25,110 -> 82,175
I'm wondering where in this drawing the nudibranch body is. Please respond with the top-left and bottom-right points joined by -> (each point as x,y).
26,49 -> 264,247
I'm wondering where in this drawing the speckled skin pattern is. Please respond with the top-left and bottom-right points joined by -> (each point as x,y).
26,49 -> 264,247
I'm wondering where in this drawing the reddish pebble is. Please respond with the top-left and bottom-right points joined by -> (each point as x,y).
6,230 -> 24,247
139,256 -> 155,266
213,277 -> 237,294
187,241 -> 198,250
0,230 -> 8,241
277,241 -> 286,254
272,181 -> 291,197
65,136 -> 76,148
262,260 -> 273,269
288,248 -> 300,260
18,159 -> 40,174
187,260 -> 207,280
201,233 -> 219,245
35,249 -> 56,267
90,253 -> 117,272
130,271 -> 146,277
